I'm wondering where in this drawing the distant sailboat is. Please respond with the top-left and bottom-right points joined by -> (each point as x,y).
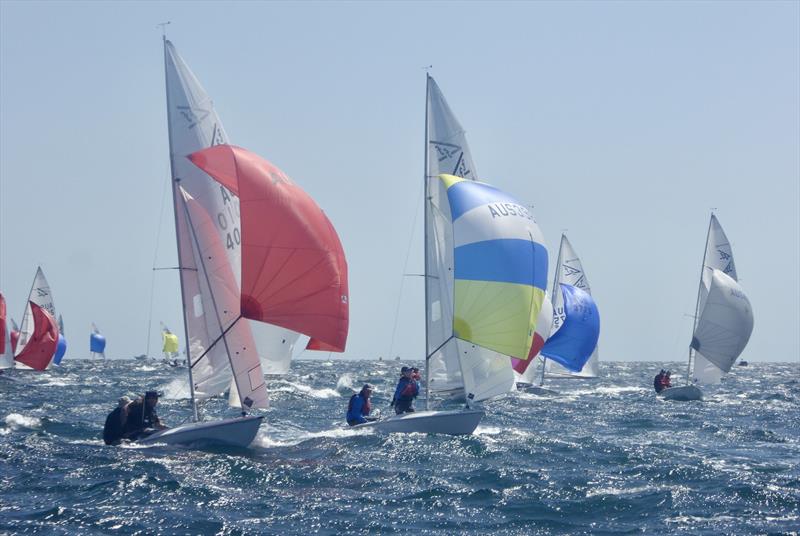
161,323 -> 180,362
361,76 -> 548,434
542,234 -> 600,380
662,214 -> 753,401
0,294 -> 14,369
15,267 -> 60,370
539,284 -> 600,378
14,302 -> 59,371
52,314 -> 67,365
137,39 -> 348,447
90,323 -> 106,359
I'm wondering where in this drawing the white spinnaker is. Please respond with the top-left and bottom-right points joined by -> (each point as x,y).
691,269 -> 753,384
546,235 -> 600,378
165,41 -> 299,406
16,267 -> 56,355
425,76 -> 514,402
691,215 -> 739,382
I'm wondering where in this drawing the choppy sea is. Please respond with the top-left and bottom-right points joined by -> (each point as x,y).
1,359 -> 798,535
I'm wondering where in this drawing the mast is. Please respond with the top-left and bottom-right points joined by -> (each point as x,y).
540,234 -> 564,386
423,74 -> 431,411
163,35 -> 199,422
687,213 -> 713,384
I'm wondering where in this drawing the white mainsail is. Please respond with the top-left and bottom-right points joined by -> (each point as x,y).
16,267 -> 56,356
425,76 -> 515,403
545,235 -> 600,378
689,215 -> 750,384
164,40 -> 300,408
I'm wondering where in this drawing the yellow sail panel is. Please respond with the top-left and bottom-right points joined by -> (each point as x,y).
453,280 -> 544,359
162,332 -> 179,353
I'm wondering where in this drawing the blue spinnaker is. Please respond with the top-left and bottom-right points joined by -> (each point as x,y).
53,333 -> 67,365
541,284 -> 599,372
90,332 -> 106,354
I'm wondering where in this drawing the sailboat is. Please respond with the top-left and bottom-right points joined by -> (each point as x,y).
661,214 -> 753,401
541,234 -> 600,380
161,324 -> 180,364
14,302 -> 59,371
0,294 -> 14,369
361,76 -> 548,435
15,266 -> 60,370
52,314 -> 67,365
90,323 -> 106,359
138,39 -> 348,447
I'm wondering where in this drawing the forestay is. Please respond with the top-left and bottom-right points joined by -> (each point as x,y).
547,235 -> 600,378
437,174 -> 548,402
691,269 -> 753,384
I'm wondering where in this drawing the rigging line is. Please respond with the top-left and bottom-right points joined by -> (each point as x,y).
145,169 -> 171,359
388,179 -> 425,360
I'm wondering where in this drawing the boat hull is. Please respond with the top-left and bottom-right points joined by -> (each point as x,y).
660,385 -> 704,401
353,409 -> 484,435
516,383 -> 560,396
137,415 -> 264,447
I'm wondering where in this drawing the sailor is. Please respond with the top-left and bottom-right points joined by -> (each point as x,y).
653,370 -> 666,393
103,396 -> 131,445
122,391 -> 166,441
391,366 -> 419,415
346,384 -> 376,426
661,370 -> 673,390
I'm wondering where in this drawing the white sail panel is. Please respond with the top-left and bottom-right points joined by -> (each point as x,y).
16,267 -> 56,355
425,75 -> 477,393
181,189 -> 267,408
691,269 -> 753,384
697,215 -> 737,318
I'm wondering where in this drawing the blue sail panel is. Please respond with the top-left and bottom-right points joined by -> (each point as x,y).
52,333 -> 67,365
90,333 -> 106,353
541,284 -> 599,372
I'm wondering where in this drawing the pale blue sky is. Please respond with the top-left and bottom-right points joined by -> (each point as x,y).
1,1 -> 798,363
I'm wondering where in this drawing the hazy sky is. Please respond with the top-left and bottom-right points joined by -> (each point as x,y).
1,1 -> 798,364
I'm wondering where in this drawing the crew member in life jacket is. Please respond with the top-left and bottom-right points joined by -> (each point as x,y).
653,369 -> 666,393
347,384 -> 376,426
103,396 -> 131,445
122,391 -> 167,440
391,366 -> 419,414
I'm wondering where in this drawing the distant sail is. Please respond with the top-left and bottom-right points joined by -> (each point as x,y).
0,294 -> 13,369
162,329 -> 180,355
90,323 -> 106,357
15,302 -> 59,371
16,267 -> 56,356
10,318 -> 19,354
691,269 -> 753,383
541,284 -> 599,372
691,215 -> 744,384
52,314 -> 67,365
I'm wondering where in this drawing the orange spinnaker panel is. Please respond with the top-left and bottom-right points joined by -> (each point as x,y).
189,144 -> 349,352
15,302 -> 58,371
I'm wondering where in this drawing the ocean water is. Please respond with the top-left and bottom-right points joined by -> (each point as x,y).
0,359 -> 798,535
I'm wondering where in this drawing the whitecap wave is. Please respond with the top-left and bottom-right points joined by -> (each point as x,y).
5,413 -> 42,430
159,377 -> 191,399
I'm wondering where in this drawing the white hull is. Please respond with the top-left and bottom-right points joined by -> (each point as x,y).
660,385 -> 704,401
137,415 -> 263,447
353,409 -> 484,435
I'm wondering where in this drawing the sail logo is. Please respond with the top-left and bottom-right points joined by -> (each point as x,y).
430,141 -> 462,162
487,203 -> 533,221
177,104 -> 211,130
563,265 -> 582,278
723,261 -> 735,275
35,288 -> 49,297
730,288 -> 747,300
717,248 -> 731,261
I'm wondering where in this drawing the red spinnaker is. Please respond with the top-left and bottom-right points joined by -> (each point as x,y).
0,293 -> 7,354
15,301 -> 59,371
189,144 -> 349,352
511,333 -> 547,375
